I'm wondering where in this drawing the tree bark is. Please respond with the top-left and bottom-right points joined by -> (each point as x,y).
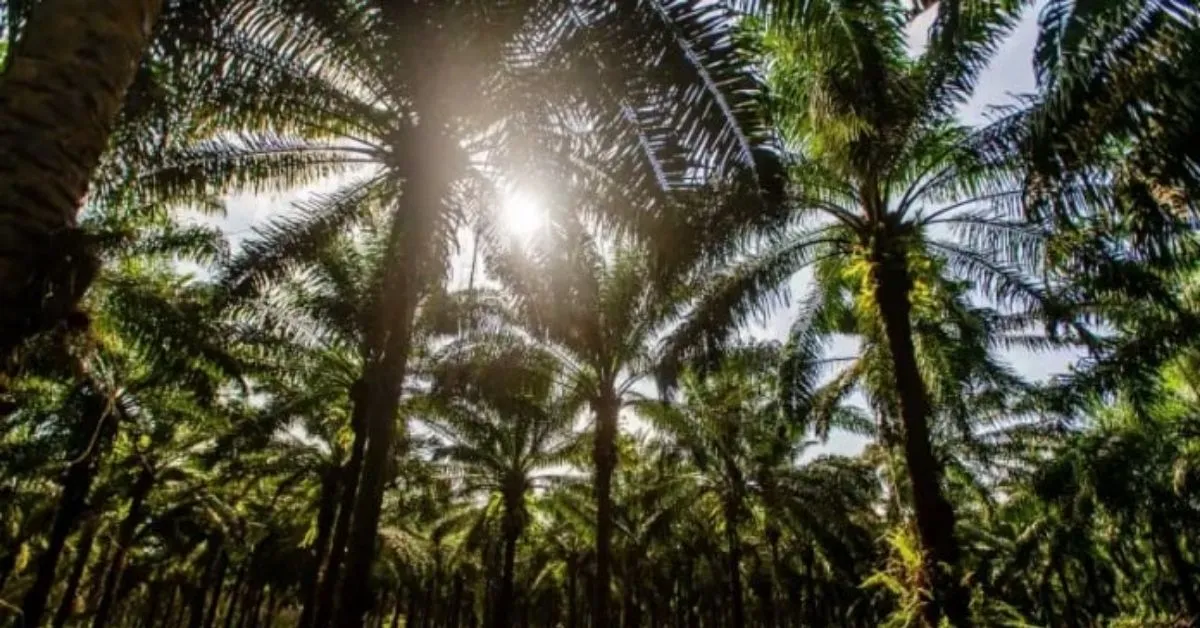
20,390 -> 113,627
492,501 -> 521,628
388,591 -> 403,628
52,517 -> 100,628
870,250 -> 970,628
566,560 -> 578,628
315,407 -> 368,628
337,154 -> 438,626
92,465 -> 155,628
203,551 -> 230,628
188,538 -> 225,628
591,390 -> 620,628
723,498 -> 745,628
223,565 -> 248,628
300,465 -> 341,628
0,0 -> 164,354
140,578 -> 166,628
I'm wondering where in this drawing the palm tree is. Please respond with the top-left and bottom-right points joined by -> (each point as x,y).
145,2 -> 777,621
0,0 -> 242,355
665,2 -> 1050,623
423,348 -> 580,628
464,214 -> 694,627
990,0 -> 1200,398
6,193 -> 235,627
0,0 -> 162,351
641,341 -> 882,628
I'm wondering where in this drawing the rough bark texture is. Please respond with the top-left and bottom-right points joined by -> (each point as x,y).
591,391 -> 620,628
187,538 -> 225,628
202,551 -> 230,628
1154,512 -> 1200,621
871,249 -> 971,628
0,0 -> 164,355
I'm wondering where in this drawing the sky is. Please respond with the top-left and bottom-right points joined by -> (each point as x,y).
216,3 -> 1078,457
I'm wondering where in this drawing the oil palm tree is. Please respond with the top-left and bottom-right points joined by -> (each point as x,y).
641,341 -> 881,628
4,192 -> 235,627
145,3 -> 778,621
423,351 -> 581,628
0,0 -> 243,355
462,213 -> 694,627
664,1 -> 1052,623
988,0 -> 1200,398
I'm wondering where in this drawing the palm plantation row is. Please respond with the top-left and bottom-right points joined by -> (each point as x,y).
1,0 -> 1198,627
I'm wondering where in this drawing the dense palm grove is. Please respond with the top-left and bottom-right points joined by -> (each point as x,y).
1,0 -> 1198,627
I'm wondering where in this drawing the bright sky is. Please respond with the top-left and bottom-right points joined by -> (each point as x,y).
218,3 -> 1079,457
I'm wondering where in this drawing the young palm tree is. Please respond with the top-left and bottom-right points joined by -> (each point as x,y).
665,2 -> 1050,624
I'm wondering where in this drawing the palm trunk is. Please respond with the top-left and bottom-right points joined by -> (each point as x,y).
141,578 -> 166,628
300,465 -> 342,628
224,565 -> 249,628
315,402 -> 369,628
723,498 -> 745,628
621,565 -> 639,628
1153,511 -> 1200,621
492,509 -> 520,628
337,166 -> 437,627
203,551 -> 230,628
870,251 -> 970,628
52,517 -> 100,628
335,324 -> 416,628
591,391 -> 619,628
0,0 -> 164,353
566,560 -> 578,628
21,391 -> 113,627
92,465 -> 155,628
188,538 -> 225,628
389,592 -> 403,628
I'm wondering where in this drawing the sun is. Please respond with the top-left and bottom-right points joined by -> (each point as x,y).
498,188 -> 547,237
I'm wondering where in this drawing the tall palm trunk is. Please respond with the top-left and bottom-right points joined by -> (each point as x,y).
591,391 -> 620,628
0,0 -> 164,354
315,407 -> 368,628
723,498 -> 745,628
566,560 -> 578,628
336,296 -> 417,627
337,131 -> 446,624
92,465 -> 155,628
187,537 -> 225,628
202,551 -> 230,628
492,510 -> 520,628
21,391 -> 113,627
870,249 -> 970,628
52,517 -> 100,628
300,465 -> 342,628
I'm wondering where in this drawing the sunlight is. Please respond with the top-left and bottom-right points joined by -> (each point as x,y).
499,188 -> 547,238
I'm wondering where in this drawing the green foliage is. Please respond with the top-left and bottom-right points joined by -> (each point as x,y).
2,1 -> 1200,628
